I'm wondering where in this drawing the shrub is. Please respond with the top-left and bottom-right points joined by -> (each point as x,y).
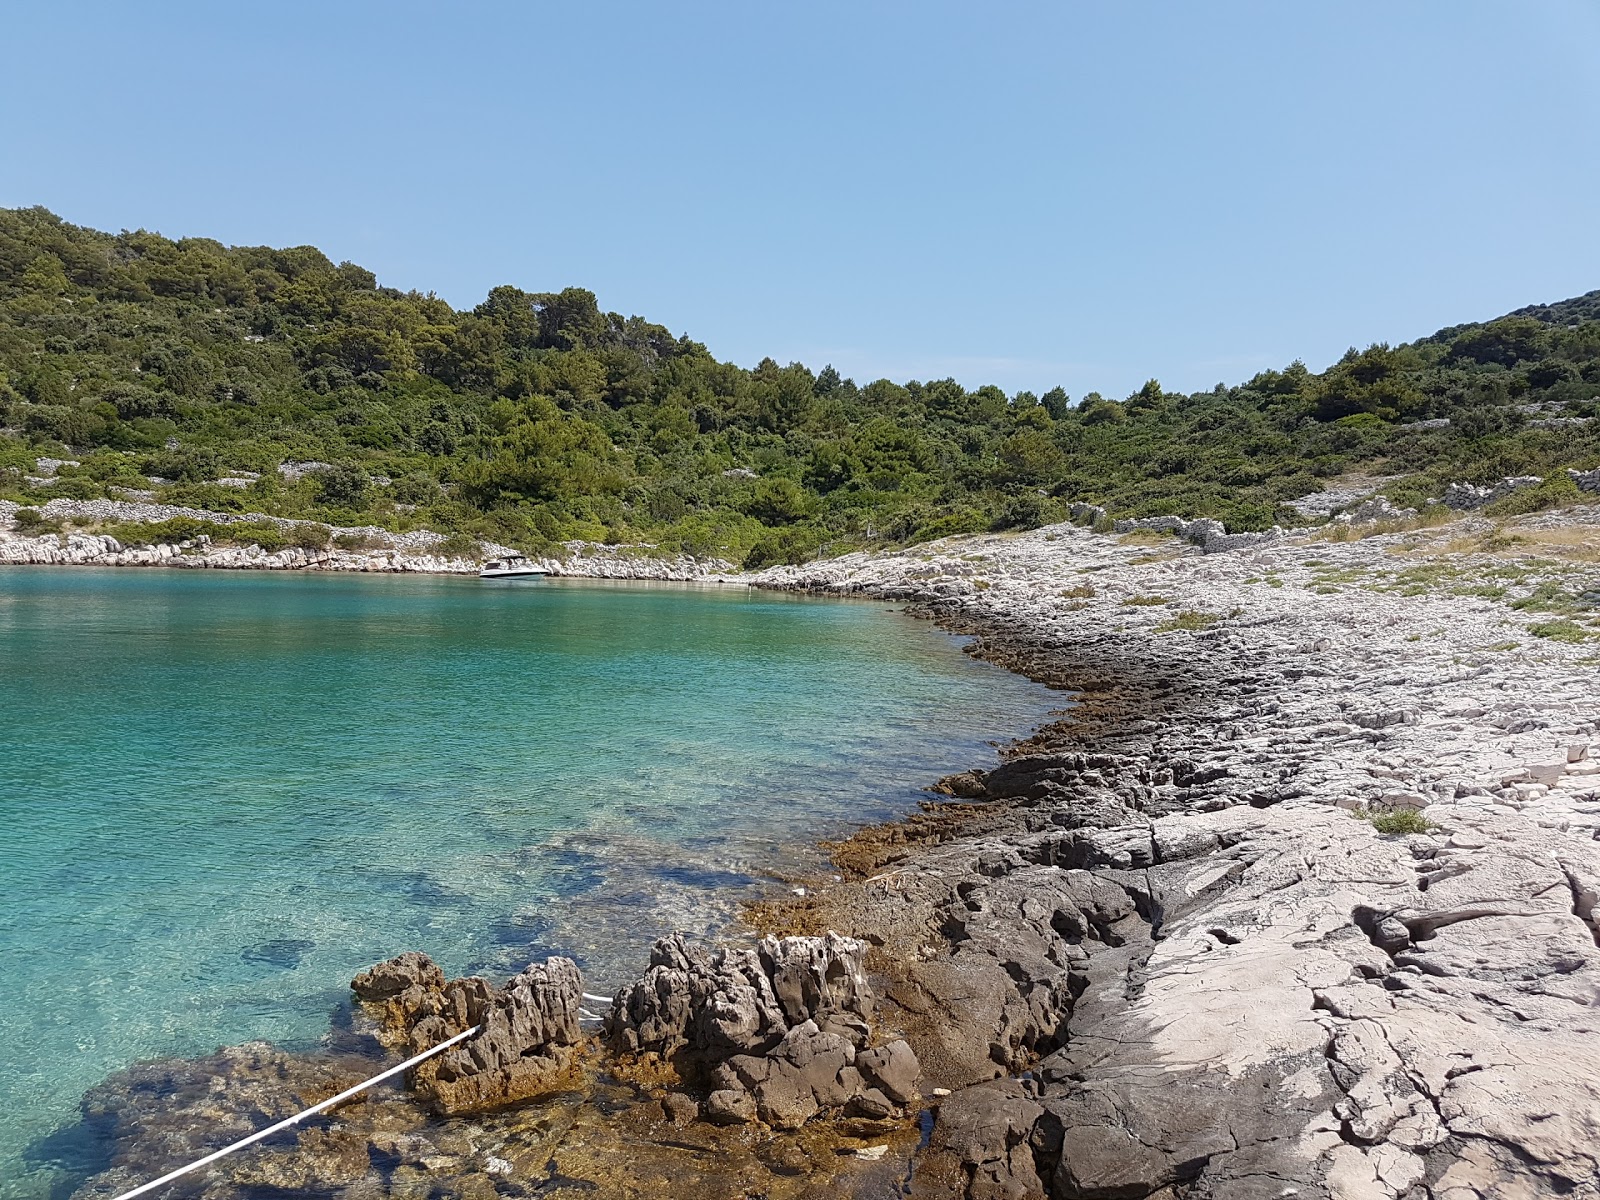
436,531 -> 481,560
314,462 -> 370,508
1356,807 -> 1436,835
226,520 -> 288,552
334,531 -> 388,551
12,506 -> 56,533
991,492 -> 1045,531
290,522 -> 331,551
1121,594 -> 1170,606
390,472 -> 440,506
1060,582 -> 1097,599
1483,472 -> 1580,518
744,525 -> 822,569
103,516 -> 220,545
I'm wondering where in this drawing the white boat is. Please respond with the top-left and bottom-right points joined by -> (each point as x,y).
479,554 -> 547,579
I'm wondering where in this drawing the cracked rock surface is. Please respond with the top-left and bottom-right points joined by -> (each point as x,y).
753,509 -> 1600,1198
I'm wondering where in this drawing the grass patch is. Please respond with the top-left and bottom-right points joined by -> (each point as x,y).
1352,806 -> 1436,835
1528,619 -> 1594,644
1509,581 -> 1584,614
1118,529 -> 1175,546
1479,529 -> 1532,552
1121,594 -> 1170,607
1155,609 -> 1222,633
1060,582 -> 1097,599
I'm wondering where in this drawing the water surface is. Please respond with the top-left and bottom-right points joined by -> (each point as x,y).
0,568 -> 1059,1198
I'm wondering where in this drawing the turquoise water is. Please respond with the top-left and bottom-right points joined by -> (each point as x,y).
0,567 -> 1058,1198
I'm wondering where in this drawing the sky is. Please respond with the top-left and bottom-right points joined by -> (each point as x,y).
3,2 -> 1599,399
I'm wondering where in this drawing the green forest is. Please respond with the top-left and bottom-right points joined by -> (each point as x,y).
2,205 -> 1598,565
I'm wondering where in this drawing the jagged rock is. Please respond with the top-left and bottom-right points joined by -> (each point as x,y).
351,950 -> 448,1047
607,932 -> 919,1128
351,952 -> 585,1114
607,931 -> 873,1061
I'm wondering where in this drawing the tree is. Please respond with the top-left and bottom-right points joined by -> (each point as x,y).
315,462 -> 371,507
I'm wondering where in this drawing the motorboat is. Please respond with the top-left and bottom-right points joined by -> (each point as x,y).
479,554 -> 547,579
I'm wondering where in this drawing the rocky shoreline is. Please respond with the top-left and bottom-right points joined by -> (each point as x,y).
0,498 -> 733,579
48,506 -> 1600,1199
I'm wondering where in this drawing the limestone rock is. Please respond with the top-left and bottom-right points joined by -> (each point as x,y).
351,952 -> 585,1114
607,931 -> 920,1128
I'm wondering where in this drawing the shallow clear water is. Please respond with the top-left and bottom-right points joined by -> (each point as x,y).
0,568 -> 1059,1199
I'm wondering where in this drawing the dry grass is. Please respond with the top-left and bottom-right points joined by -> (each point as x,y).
1309,508 -> 1456,545
1513,526 -> 1600,562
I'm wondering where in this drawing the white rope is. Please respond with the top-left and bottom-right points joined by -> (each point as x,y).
580,992 -> 611,1004
108,1024 -> 482,1200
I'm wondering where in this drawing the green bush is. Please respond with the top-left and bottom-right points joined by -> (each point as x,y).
744,525 -> 822,569
12,506 -> 57,533
333,531 -> 388,551
104,516 -> 222,545
1484,471 -> 1580,517
289,523 -> 331,551
436,531 -> 480,560
1359,808 -> 1436,835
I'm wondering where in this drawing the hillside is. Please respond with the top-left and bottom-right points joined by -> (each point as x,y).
2,206 -> 1598,565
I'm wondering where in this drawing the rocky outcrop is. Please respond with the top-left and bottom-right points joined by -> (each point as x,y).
351,952 -> 585,1114
534,539 -> 736,580
0,499 -> 734,578
607,932 -> 921,1128
753,511 -> 1600,1198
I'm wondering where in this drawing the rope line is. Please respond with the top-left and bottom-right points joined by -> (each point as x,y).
108,1024 -> 483,1200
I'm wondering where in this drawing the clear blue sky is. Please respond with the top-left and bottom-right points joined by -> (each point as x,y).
4,2 -> 1598,398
